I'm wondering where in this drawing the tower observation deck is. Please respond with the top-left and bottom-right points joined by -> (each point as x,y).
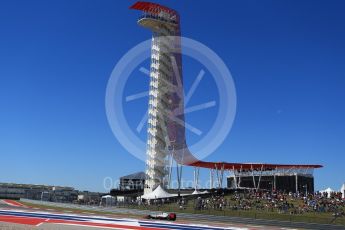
130,2 -> 322,195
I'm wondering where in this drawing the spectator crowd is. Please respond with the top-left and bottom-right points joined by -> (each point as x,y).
193,190 -> 344,215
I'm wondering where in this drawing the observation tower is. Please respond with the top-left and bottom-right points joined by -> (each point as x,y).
130,2 -> 196,194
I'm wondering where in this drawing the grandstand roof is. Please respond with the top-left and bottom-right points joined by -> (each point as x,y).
120,171 -> 146,180
188,161 -> 322,171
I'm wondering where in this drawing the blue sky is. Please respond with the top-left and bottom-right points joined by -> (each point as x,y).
0,0 -> 344,192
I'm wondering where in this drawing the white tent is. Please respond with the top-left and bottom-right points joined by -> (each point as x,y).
141,185 -> 175,200
341,183 -> 345,199
192,190 -> 209,195
320,187 -> 334,198
192,190 -> 201,195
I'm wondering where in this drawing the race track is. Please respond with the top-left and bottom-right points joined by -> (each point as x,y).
0,199 -> 286,230
1,199 -> 344,230
0,208 -> 252,230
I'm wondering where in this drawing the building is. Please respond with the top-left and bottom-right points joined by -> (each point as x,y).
0,183 -> 26,199
0,183 -> 75,200
226,164 -> 318,193
50,186 -> 78,203
109,172 -> 145,200
227,175 -> 314,193
0,183 -> 102,203
77,191 -> 103,205
119,172 -> 145,190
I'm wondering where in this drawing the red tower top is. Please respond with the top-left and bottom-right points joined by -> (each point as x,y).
130,1 -> 179,21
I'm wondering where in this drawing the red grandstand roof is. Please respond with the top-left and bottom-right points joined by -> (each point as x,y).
130,1 -> 178,18
188,161 -> 322,170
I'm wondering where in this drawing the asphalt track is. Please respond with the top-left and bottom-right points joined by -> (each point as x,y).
19,199 -> 345,230
0,199 -> 286,230
0,209 -> 237,230
1,199 -> 344,230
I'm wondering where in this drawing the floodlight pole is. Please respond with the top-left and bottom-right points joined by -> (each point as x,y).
295,173 -> 298,194
209,169 -> 214,189
167,145 -> 174,189
193,167 -> 200,191
232,166 -> 238,189
238,166 -> 243,188
251,165 -> 256,189
304,184 -> 308,196
256,164 -> 264,192
176,149 -> 184,197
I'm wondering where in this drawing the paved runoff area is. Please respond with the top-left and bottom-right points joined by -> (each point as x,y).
0,199 -> 300,230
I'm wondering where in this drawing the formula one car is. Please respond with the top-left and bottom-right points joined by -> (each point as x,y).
144,212 -> 176,221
